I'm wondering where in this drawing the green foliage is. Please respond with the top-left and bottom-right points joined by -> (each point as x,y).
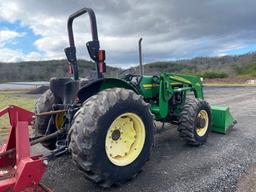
198,71 -> 229,79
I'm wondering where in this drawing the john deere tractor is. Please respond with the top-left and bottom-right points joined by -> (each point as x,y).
34,8 -> 236,187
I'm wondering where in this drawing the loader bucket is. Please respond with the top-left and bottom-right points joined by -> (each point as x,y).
211,105 -> 237,134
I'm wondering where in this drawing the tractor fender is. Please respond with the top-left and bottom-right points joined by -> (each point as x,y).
77,78 -> 139,102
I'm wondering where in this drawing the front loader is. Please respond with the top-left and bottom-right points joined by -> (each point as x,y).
0,7 -> 236,190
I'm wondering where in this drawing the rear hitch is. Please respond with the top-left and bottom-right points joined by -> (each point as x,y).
0,105 -> 52,191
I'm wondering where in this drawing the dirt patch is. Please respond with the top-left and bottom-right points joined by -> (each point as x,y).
236,164 -> 256,192
205,76 -> 252,84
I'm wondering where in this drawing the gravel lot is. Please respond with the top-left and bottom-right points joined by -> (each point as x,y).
38,86 -> 256,192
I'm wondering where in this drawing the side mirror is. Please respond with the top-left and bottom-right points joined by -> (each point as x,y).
86,40 -> 100,61
64,47 -> 76,62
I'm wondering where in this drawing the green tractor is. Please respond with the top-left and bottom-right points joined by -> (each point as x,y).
34,8 -> 236,187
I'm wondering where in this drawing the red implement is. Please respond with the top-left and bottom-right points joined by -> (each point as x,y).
0,105 -> 50,192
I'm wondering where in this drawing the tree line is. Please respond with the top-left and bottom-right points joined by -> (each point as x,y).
1,52 -> 256,82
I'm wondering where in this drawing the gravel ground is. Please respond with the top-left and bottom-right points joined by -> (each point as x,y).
236,164 -> 256,192
35,86 -> 256,192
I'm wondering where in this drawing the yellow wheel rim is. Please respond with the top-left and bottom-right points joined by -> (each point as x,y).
55,112 -> 65,129
195,110 -> 209,137
105,113 -> 145,166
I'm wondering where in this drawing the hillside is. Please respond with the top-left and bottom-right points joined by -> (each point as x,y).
1,52 -> 256,82
0,60 -> 121,82
142,52 -> 256,79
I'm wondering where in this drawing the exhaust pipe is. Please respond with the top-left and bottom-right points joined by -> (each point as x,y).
138,38 -> 144,75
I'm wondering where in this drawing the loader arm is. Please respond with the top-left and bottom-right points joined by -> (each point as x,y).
150,73 -> 204,119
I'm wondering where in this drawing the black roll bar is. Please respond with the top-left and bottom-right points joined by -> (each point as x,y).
67,8 -> 99,47
65,8 -> 103,80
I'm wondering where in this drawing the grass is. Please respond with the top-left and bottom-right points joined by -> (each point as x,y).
0,91 -> 36,136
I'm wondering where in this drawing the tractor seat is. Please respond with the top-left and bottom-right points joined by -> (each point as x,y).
50,77 -> 72,101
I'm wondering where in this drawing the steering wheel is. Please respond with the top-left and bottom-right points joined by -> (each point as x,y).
118,68 -> 137,80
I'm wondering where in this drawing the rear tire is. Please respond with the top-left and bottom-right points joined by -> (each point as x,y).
177,98 -> 212,146
69,88 -> 155,187
34,89 -> 57,150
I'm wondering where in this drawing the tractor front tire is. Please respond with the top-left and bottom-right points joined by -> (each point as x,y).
177,98 -> 212,146
34,89 -> 57,150
69,88 -> 155,187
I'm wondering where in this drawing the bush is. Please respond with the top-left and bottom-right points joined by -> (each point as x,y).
199,71 -> 228,79
235,63 -> 256,77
